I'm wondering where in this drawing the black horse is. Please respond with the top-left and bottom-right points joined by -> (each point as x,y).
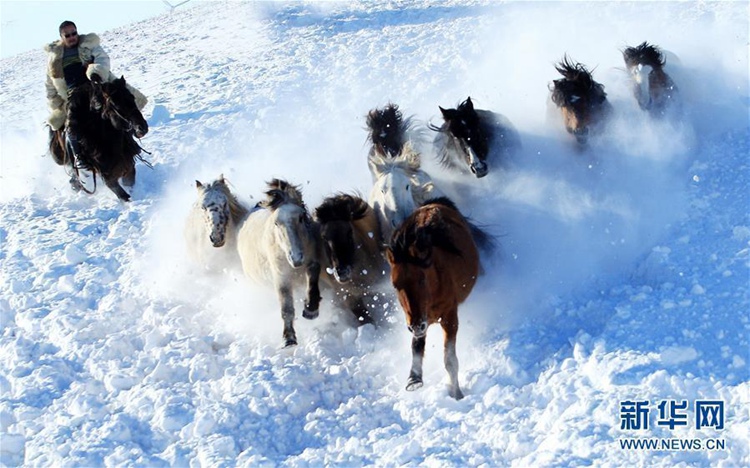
430,97 -> 520,178
49,76 -> 149,201
314,193 -> 386,325
550,56 -> 612,145
623,41 -> 680,117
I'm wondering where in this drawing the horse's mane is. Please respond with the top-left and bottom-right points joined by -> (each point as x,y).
261,178 -> 307,211
623,41 -> 665,69
203,177 -> 249,224
421,196 -> 459,211
369,141 -> 422,178
551,56 -> 607,106
315,193 -> 369,223
422,196 -> 497,255
389,197 -> 463,266
366,103 -> 413,156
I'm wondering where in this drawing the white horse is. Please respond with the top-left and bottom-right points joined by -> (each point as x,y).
184,175 -> 248,272
368,143 -> 443,245
236,179 -> 322,348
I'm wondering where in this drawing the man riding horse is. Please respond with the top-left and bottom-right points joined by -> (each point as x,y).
44,20 -> 148,191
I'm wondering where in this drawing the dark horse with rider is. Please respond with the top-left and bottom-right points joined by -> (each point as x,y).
45,21 -> 150,201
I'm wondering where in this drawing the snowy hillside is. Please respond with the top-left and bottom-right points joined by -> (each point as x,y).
1,1 -> 748,466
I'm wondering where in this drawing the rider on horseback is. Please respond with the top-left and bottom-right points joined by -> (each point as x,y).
44,21 -> 148,191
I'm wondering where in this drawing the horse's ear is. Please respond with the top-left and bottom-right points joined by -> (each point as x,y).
440,107 -> 458,121
196,180 -> 203,189
465,97 -> 474,110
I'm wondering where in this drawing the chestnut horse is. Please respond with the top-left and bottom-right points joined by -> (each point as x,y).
314,193 -> 386,324
622,41 -> 680,118
386,197 -> 482,400
549,56 -> 612,144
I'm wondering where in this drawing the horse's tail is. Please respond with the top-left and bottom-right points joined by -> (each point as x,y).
48,128 -> 67,166
467,221 -> 497,256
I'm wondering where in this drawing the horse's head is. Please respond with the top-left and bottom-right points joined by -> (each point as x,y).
437,97 -> 489,177
387,202 -> 464,338
93,76 -> 149,138
366,103 -> 411,158
550,57 -> 608,144
315,194 -> 370,283
263,179 -> 312,269
369,154 -> 420,243
195,176 -> 232,248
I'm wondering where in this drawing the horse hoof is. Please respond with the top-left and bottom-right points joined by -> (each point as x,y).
283,338 -> 298,348
406,379 -> 423,392
450,388 -> 465,400
302,308 -> 319,320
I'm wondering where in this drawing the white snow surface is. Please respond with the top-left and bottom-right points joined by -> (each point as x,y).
1,1 -> 748,466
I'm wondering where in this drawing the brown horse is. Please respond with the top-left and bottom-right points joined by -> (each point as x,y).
549,56 -> 612,145
622,41 -> 680,117
49,76 -> 149,201
314,193 -> 386,324
386,196 -> 482,400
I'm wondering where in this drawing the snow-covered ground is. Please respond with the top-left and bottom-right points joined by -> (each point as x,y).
1,1 -> 748,466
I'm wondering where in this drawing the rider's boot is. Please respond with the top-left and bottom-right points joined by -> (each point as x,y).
66,130 -> 95,192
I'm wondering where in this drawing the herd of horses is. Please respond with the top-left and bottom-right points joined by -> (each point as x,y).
48,42 -> 680,399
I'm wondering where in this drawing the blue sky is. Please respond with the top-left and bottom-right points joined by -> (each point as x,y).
0,1 -> 195,58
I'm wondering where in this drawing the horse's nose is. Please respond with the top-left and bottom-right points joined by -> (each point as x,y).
470,161 -> 488,178
289,252 -> 305,268
135,125 -> 148,138
408,321 -> 428,337
209,233 -> 225,248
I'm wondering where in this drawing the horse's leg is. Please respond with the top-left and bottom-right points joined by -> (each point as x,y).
347,294 -> 374,326
121,165 -> 136,188
442,312 -> 464,400
302,260 -> 321,320
103,176 -> 131,202
277,280 -> 297,348
406,334 -> 425,392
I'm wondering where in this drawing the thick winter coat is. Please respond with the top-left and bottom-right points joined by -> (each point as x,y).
44,33 -> 148,130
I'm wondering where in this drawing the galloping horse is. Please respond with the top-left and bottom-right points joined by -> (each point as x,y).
49,76 -> 149,201
430,97 -> 521,178
368,143 -> 443,245
623,41 -> 680,117
236,179 -> 322,348
314,193 -> 386,324
549,56 -> 612,144
184,175 -> 248,272
386,197 -> 483,400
